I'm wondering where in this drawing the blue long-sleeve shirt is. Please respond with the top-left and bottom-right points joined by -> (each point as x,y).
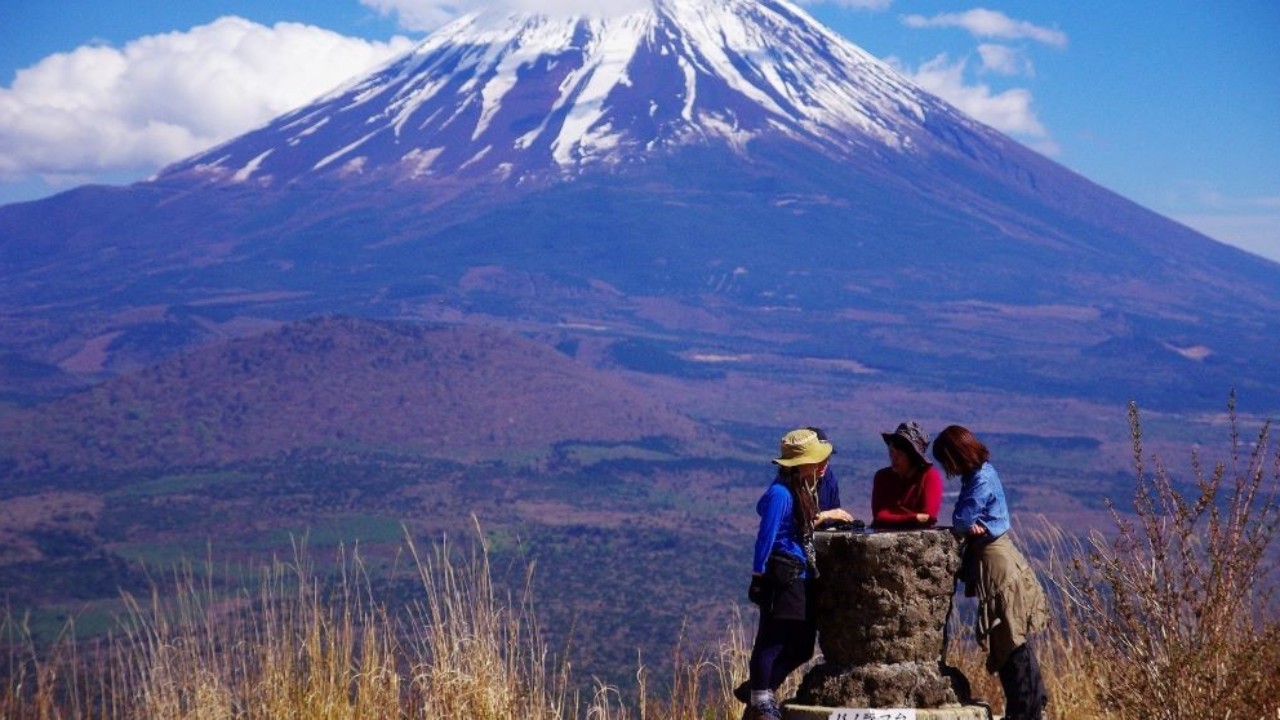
752,469 -> 841,576
818,467 -> 840,512
951,461 -> 1011,541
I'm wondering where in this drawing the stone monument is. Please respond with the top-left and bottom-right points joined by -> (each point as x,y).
789,527 -> 981,716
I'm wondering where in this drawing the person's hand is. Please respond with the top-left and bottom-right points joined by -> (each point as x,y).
916,513 -> 930,524
816,508 -> 854,525
748,574 -> 769,606
967,524 -> 988,537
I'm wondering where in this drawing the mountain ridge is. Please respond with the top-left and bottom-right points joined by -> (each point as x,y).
0,316 -> 707,476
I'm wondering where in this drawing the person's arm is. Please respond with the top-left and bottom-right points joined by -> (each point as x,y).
816,507 -> 854,525
874,505 -> 918,525
753,486 -> 788,574
951,472 -> 990,535
918,466 -> 943,525
815,470 -> 853,525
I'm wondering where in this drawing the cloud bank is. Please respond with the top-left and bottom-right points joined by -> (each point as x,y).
893,9 -> 1062,155
977,44 -> 1034,76
0,18 -> 412,186
902,9 -> 1068,48
893,53 -> 1056,153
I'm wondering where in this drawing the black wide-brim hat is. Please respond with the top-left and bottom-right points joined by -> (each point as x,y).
881,421 -> 931,465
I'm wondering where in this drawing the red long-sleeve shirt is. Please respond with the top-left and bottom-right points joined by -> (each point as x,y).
870,465 -> 944,529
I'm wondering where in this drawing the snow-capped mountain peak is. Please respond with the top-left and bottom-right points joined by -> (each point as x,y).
161,0 -> 957,188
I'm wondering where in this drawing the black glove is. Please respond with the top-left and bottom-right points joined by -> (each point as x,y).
747,575 -> 770,607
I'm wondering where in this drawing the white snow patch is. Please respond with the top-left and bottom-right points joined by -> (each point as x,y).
193,154 -> 232,173
698,113 -> 756,152
290,117 -> 330,142
1167,343 -> 1213,361
337,156 -> 368,177
232,150 -> 273,182
557,321 -> 610,331
460,144 -> 494,169
472,18 -> 579,139
676,55 -> 698,121
551,12 -> 652,164
314,130 -> 379,170
402,147 -> 445,177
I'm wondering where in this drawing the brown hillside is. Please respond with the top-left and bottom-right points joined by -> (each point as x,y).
0,316 -> 702,475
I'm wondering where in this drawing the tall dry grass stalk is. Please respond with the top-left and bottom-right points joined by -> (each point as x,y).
399,527 -> 573,719
113,539 -> 411,719
2,608 -> 112,719
635,607 -> 753,720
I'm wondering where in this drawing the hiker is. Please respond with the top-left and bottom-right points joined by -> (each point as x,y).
808,426 -> 845,524
932,425 -> 1050,720
870,421 -> 943,529
739,427 -> 853,719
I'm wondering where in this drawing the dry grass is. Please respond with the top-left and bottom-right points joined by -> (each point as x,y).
4,398 -> 1278,719
893,394 -> 1279,719
1015,394 -> 1280,719
2,523 -> 612,719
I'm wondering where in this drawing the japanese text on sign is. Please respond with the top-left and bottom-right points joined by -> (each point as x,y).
827,711 -> 916,720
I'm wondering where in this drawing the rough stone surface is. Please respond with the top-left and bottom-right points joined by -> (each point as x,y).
794,528 -> 964,709
797,661 -> 959,709
783,704 -> 993,720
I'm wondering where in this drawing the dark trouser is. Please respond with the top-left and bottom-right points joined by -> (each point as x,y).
998,642 -> 1048,720
747,615 -> 816,691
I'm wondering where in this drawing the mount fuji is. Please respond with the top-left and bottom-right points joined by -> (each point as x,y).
2,0 -> 1279,418
161,0 -> 942,187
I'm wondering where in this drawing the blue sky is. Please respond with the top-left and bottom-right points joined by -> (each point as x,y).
1,0 -> 1277,261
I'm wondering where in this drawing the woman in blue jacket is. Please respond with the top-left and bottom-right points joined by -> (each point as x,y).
739,427 -> 852,720
933,425 -> 1050,720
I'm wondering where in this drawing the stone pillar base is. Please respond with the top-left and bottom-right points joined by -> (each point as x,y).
782,703 -> 995,720
796,660 -> 961,708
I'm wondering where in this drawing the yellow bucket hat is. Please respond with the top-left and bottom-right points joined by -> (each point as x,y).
773,427 -> 834,467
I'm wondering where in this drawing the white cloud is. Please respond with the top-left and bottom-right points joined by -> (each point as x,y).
0,17 -> 413,185
894,53 -> 1053,146
902,9 -> 1067,48
359,0 -> 654,32
1196,189 -> 1280,212
976,43 -> 1033,76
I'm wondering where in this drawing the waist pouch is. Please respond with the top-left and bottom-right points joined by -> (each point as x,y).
765,550 -> 805,587
763,551 -> 810,620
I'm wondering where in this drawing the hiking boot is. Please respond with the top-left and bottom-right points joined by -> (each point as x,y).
747,695 -> 782,720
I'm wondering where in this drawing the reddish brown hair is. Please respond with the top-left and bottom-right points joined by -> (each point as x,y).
931,425 -> 990,477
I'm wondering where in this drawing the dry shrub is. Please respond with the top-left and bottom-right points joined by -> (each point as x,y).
1055,395 -> 1280,719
